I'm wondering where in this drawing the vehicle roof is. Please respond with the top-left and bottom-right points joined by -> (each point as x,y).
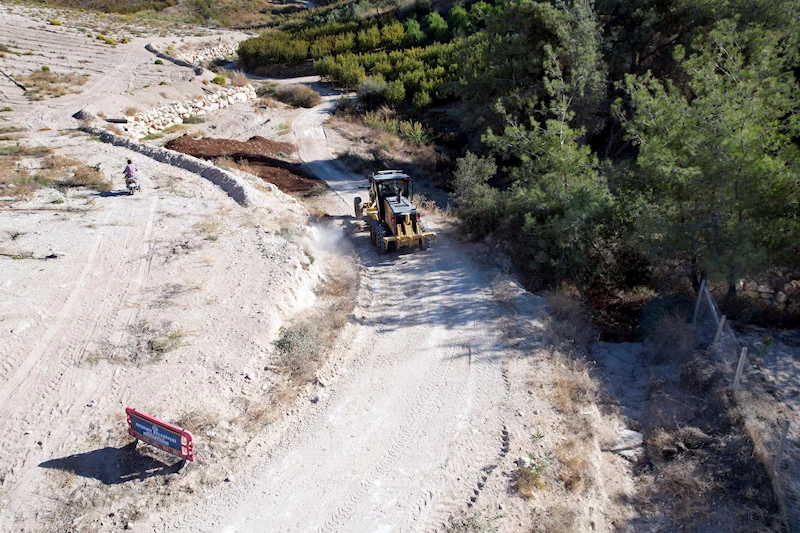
372,172 -> 411,182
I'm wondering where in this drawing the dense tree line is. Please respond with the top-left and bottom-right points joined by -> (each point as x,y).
242,0 -> 800,297
448,0 -> 800,296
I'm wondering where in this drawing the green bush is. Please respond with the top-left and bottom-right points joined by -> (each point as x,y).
425,12 -> 449,41
358,26 -> 381,50
384,80 -> 406,106
49,19 -> 62,26
41,65 -> 50,72
211,75 -> 227,85
411,89 -> 431,109
357,76 -> 387,107
381,21 -> 405,47
154,59 -> 164,65
404,19 -> 426,46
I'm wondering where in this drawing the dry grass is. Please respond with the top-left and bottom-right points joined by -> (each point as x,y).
125,106 -> 142,116
129,321 -> 189,363
530,505 -> 579,533
274,321 -> 324,382
273,257 -> 359,384
176,410 -> 220,435
555,437 -> 594,493
233,397 -> 279,433
193,219 -> 221,240
273,84 -> 322,108
491,273 -> 517,304
544,290 -> 597,351
1,149 -> 109,197
226,70 -> 250,87
444,510 -> 501,533
552,352 -> 597,417
17,70 -> 89,100
643,310 -> 696,363
62,162 -> 112,191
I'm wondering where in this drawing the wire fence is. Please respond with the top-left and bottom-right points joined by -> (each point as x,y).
692,279 -> 798,530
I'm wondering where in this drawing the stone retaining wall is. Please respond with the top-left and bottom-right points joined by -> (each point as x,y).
123,84 -> 257,138
145,43 -> 203,75
84,126 -> 251,207
707,278 -> 800,311
174,40 -> 239,65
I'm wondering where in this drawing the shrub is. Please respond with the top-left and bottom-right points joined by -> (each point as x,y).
273,84 -> 322,108
425,12 -> 449,41
0,107 -> 12,112
384,80 -> 406,106
357,76 -> 387,107
517,452 -> 554,496
255,82 -> 277,97
398,120 -> 429,145
404,18 -> 426,46
211,75 -> 227,85
154,59 -> 164,65
381,21 -> 405,47
357,26 -> 381,50
159,81 -> 168,85
449,3 -> 470,33
183,115 -> 205,124
274,321 -> 323,380
411,89 -> 432,109
41,65 -> 50,72
227,70 -> 249,87
49,19 -> 62,26
333,96 -> 357,116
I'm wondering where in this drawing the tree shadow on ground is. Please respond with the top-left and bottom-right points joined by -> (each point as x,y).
39,442 -> 182,485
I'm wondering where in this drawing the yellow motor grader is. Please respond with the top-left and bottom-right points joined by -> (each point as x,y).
354,170 -> 436,254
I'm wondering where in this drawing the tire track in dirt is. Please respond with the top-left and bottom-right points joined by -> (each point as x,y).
0,168 -> 159,528
0,215 -> 109,411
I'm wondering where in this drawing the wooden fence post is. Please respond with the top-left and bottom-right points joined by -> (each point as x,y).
773,420 -> 791,473
712,315 -> 727,351
692,279 -> 706,324
733,347 -> 748,393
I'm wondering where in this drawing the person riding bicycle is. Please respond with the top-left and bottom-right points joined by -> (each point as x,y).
123,159 -> 140,190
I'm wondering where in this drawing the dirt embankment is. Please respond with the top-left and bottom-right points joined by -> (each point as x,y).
165,135 -> 324,195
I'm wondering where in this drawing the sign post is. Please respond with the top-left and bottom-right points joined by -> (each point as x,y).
126,407 -> 194,464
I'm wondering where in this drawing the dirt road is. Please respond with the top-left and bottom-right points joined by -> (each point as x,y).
128,93 -> 536,533
0,8 -> 557,532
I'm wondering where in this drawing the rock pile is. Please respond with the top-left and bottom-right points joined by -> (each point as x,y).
174,40 -> 240,65
122,85 -> 257,138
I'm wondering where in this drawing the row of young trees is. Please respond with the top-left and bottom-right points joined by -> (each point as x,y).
238,1 -> 488,108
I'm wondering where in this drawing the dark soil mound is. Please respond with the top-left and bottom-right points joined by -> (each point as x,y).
166,135 -> 323,195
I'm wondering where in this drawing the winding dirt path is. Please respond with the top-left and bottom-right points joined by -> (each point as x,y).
136,95 -> 535,533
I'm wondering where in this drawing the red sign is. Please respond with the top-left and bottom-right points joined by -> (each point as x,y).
126,408 -> 194,461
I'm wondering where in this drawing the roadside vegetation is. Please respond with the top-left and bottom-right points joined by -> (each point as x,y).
237,0 -> 800,332
16,70 -> 89,100
0,149 -> 111,198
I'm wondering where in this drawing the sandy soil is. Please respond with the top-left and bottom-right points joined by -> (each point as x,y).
0,5 -> 643,533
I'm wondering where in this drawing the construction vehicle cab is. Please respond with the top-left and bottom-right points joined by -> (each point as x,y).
354,170 -> 436,254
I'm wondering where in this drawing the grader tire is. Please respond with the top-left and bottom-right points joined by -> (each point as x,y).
375,225 -> 387,255
354,197 -> 362,219
368,219 -> 377,245
418,222 -> 432,250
